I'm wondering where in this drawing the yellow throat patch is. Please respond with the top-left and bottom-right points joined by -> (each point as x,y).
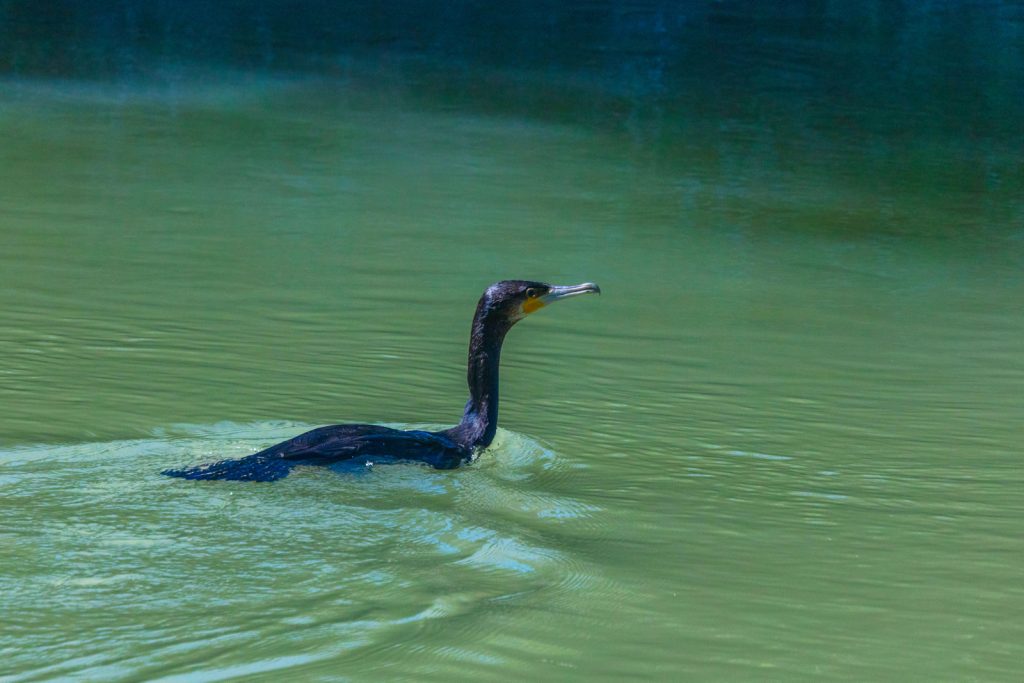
521,298 -> 546,315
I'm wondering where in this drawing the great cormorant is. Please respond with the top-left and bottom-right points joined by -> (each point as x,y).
162,280 -> 600,481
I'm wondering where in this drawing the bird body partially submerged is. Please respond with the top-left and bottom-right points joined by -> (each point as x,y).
162,280 -> 599,481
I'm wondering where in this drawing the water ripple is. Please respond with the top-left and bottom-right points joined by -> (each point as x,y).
0,421 -> 619,681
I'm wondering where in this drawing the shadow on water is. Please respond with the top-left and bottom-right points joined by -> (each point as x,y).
1,1 -> 1022,243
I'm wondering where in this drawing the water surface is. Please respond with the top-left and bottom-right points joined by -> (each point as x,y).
2,3 -> 1023,681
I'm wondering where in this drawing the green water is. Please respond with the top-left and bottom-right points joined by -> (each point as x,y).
2,44 -> 1023,683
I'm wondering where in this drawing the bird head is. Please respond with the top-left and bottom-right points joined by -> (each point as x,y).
479,280 -> 601,327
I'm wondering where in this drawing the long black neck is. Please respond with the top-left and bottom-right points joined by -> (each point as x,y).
446,301 -> 512,451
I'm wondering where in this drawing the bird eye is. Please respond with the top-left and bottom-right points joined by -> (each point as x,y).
525,288 -> 538,299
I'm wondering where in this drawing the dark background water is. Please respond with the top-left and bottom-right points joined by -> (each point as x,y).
3,1 -> 1022,241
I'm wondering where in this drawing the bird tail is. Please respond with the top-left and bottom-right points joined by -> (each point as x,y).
162,452 -> 295,482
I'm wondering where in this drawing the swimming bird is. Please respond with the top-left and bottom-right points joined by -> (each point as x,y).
162,280 -> 600,481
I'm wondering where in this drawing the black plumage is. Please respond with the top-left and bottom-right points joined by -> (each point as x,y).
162,280 -> 599,481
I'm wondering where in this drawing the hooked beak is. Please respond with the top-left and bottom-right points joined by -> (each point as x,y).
540,282 -> 602,304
